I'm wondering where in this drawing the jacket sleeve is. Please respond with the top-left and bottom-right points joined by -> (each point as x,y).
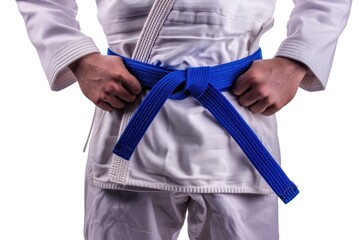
276,0 -> 352,91
16,0 -> 100,91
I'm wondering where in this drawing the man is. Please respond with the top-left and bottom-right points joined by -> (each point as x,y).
16,0 -> 351,239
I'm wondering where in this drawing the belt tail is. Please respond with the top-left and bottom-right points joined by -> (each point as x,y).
198,84 -> 299,204
112,71 -> 185,159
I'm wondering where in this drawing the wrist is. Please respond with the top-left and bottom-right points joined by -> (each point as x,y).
275,56 -> 308,73
68,53 -> 100,73
275,56 -> 308,83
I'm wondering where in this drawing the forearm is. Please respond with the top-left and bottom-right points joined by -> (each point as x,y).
16,0 -> 99,91
276,0 -> 352,91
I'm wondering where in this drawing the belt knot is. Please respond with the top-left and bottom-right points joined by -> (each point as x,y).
185,66 -> 211,99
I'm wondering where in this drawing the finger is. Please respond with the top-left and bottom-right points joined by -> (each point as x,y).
248,98 -> 271,114
121,73 -> 142,95
112,56 -> 143,94
117,86 -> 137,102
96,101 -> 114,112
107,83 -> 137,103
232,76 -> 251,96
262,105 -> 279,116
103,95 -> 127,110
237,88 -> 259,107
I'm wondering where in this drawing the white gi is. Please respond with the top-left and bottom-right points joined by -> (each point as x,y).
16,0 -> 351,239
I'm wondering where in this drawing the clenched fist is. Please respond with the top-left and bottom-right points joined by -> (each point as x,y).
69,53 -> 142,112
232,56 -> 307,115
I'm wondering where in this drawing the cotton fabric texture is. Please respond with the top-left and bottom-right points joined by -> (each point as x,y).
16,0 -> 352,239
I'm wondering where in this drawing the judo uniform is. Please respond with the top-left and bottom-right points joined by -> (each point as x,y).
16,0 -> 351,239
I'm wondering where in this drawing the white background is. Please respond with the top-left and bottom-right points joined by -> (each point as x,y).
1,1 -> 359,239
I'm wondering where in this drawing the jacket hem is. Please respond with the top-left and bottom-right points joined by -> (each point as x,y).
90,177 -> 272,194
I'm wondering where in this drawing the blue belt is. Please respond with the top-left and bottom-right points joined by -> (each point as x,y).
108,48 -> 299,204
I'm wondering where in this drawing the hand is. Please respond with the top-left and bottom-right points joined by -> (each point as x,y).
69,53 -> 142,112
232,57 -> 307,116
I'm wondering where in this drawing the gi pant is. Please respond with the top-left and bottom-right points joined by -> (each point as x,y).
84,179 -> 279,240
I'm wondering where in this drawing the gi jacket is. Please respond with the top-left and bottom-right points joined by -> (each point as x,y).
17,0 -> 351,193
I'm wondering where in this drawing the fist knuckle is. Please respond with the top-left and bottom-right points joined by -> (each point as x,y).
97,93 -> 107,102
112,69 -> 125,80
248,70 -> 262,82
105,82 -> 119,93
253,85 -> 266,97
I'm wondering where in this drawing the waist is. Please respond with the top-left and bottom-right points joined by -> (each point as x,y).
108,48 -> 299,204
107,48 -> 262,98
